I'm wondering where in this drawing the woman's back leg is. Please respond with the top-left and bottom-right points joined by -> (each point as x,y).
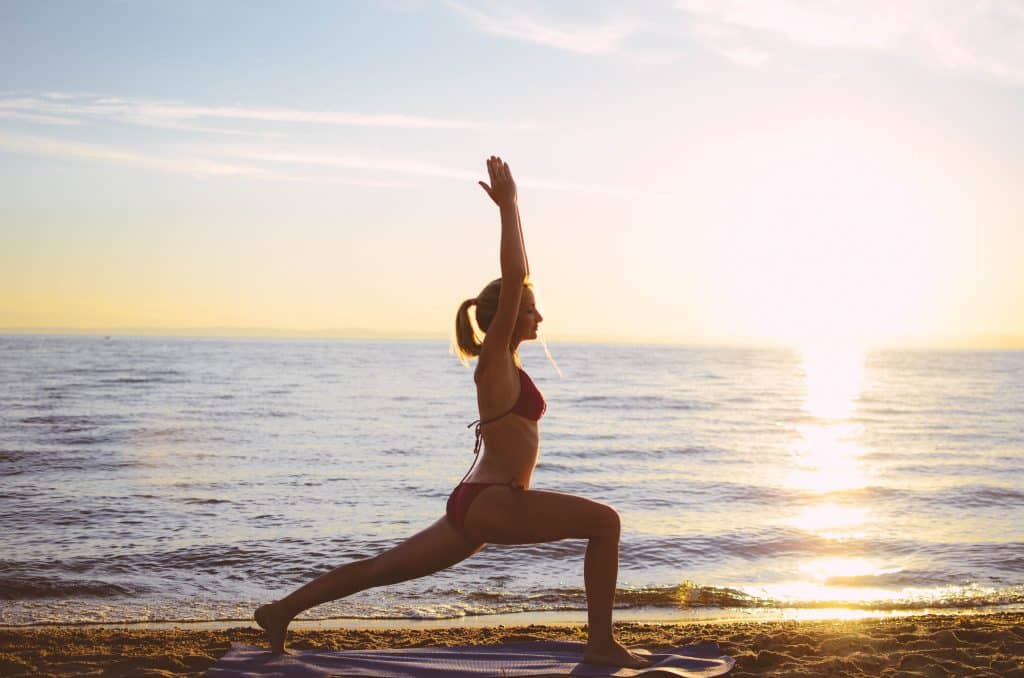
257,516 -> 483,652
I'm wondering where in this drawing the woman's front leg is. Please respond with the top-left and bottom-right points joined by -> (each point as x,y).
463,487 -> 647,668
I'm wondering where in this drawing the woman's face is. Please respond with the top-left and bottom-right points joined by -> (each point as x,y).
514,288 -> 543,342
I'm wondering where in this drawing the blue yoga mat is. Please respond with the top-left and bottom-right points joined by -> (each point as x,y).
208,639 -> 734,677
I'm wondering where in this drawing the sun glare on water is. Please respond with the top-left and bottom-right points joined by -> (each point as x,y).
783,342 -> 869,494
801,342 -> 865,420
787,502 -> 869,538
768,341 -> 905,609
755,556 -> 905,606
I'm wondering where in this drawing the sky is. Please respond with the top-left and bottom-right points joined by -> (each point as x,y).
2,0 -> 1023,348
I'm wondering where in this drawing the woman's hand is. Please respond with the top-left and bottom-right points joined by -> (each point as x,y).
478,155 -> 517,209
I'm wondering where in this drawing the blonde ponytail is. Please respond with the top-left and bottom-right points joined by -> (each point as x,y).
454,297 -> 481,365
453,278 -> 507,365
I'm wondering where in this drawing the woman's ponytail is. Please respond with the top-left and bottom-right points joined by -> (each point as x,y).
452,278 -> 512,366
454,298 -> 481,365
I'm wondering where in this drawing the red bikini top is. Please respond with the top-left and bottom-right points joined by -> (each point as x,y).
505,368 -> 547,422
467,368 -> 546,456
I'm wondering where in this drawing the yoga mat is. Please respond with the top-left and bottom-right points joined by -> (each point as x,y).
208,639 -> 734,677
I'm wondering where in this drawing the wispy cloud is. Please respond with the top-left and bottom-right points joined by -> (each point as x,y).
715,46 -> 773,68
678,0 -> 909,51
0,132 -> 424,187
676,0 -> 1024,84
224,148 -> 479,182
0,133 -> 266,178
447,1 -> 636,55
0,110 -> 82,126
0,93 -> 542,135
272,174 -> 416,189
0,87 -> 656,196
447,0 -> 1024,84
0,132 -> 657,196
216,146 -> 669,198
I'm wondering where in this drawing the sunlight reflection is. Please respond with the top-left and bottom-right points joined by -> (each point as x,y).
784,343 -> 882,605
787,502 -> 868,538
785,422 -> 870,492
785,344 -> 870,494
751,581 -> 896,605
801,556 -> 898,581
746,576 -> 995,610
801,342 -> 864,419
755,557 -> 902,604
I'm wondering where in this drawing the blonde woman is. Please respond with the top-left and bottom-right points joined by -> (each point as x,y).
255,156 -> 647,668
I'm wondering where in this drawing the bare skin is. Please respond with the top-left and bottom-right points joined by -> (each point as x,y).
255,156 -> 647,669
255,516 -> 482,655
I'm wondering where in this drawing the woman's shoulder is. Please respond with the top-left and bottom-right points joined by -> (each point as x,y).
474,354 -> 519,388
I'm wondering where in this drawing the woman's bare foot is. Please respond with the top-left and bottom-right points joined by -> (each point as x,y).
583,638 -> 650,668
254,602 -> 292,654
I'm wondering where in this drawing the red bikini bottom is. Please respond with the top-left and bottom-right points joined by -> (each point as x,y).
445,481 -> 523,540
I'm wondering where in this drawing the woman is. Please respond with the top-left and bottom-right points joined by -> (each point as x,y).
255,156 -> 648,668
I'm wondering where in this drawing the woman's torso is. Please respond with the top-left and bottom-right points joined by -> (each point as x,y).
465,367 -> 545,488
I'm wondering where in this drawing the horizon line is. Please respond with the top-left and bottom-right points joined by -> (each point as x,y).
2,327 -> 1023,350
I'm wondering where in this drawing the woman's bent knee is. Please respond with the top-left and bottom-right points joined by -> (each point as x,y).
594,504 -> 620,538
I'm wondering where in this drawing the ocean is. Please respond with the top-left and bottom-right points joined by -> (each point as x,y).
1,335 -> 1022,626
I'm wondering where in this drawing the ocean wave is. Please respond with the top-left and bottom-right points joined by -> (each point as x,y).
0,449 -> 152,474
619,582 -> 1024,611
823,569 -> 953,588
99,375 -> 187,385
569,395 -> 714,411
419,583 -> 763,610
410,581 -> 1024,614
19,414 -> 128,429
0,449 -> 29,466
925,485 -> 1024,509
553,445 -> 722,461
0,574 -> 146,600
617,583 -> 764,608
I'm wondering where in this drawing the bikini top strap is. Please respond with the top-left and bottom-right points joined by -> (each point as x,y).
467,370 -> 525,453
460,409 -> 508,484
467,403 -> 516,456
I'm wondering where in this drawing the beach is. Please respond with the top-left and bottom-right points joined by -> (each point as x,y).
1,612 -> 1021,676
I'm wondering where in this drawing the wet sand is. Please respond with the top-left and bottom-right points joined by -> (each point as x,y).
1,612 -> 1021,676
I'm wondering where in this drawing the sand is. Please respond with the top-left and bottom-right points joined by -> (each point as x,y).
0,612 -> 1021,677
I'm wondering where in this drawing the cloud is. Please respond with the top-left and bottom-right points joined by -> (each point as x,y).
0,110 -> 82,126
273,174 -> 416,188
446,0 -> 1024,84
677,0 -> 910,51
0,133 -> 266,178
0,125 -> 673,197
216,146 -> 670,198
0,93 -> 541,135
223,148 -> 479,182
0,132 -> 428,188
675,0 -> 1024,84
0,133 -> 637,195
447,1 -> 636,55
715,46 -> 773,68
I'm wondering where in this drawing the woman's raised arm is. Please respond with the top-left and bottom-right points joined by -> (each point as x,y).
477,156 -> 527,367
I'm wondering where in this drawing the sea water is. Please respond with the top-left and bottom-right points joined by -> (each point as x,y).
1,336 -> 1021,625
